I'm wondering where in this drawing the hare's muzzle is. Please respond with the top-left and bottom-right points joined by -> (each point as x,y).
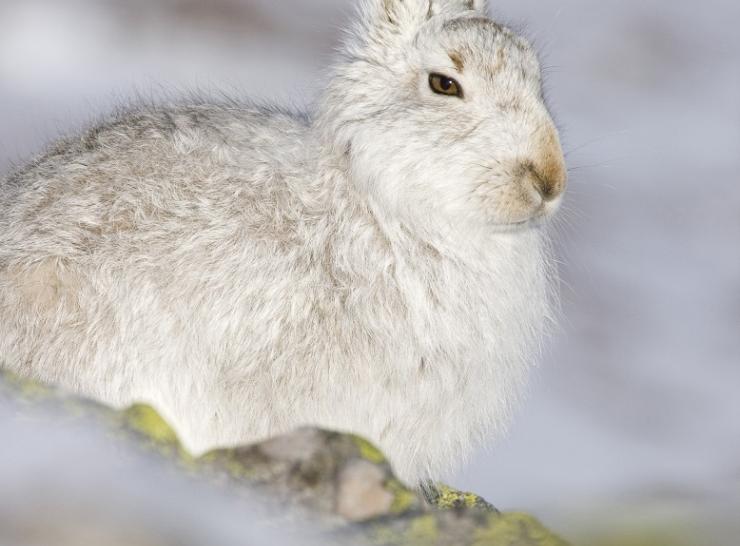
520,124 -> 567,209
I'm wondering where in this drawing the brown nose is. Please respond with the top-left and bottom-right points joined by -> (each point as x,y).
525,162 -> 566,201
525,125 -> 568,201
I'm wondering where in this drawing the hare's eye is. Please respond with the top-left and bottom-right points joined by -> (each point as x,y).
429,73 -> 463,98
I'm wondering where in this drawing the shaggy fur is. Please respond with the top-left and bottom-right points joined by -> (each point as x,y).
0,0 -> 566,485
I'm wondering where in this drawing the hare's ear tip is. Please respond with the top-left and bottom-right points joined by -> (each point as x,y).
468,0 -> 489,14
460,0 -> 488,13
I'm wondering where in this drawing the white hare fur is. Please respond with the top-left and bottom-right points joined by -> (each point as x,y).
0,0 -> 566,485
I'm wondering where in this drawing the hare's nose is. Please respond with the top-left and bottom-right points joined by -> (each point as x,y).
519,125 -> 567,202
517,158 -> 566,203
525,162 -> 566,202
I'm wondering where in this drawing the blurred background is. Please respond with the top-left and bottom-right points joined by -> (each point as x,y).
1,0 -> 738,544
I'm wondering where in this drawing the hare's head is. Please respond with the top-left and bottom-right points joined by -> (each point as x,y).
320,0 -> 566,231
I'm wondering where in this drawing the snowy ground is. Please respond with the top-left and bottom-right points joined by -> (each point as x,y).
1,0 -> 738,542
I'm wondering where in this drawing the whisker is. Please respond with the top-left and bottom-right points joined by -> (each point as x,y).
567,162 -> 611,172
563,130 -> 630,158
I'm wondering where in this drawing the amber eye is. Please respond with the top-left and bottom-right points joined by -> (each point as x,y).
429,73 -> 463,98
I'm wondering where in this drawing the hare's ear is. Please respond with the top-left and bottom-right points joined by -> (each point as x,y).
360,0 -> 432,38
357,0 -> 488,46
428,0 -> 488,16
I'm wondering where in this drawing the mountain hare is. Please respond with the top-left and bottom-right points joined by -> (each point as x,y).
0,0 -> 566,485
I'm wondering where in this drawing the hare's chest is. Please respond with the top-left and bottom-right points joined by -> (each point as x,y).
402,269 -> 507,357
398,242 -> 550,384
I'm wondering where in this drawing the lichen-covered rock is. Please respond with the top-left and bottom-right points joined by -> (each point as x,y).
424,483 -> 498,512
0,370 -> 570,545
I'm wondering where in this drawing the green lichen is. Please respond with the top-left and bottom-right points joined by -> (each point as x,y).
198,448 -> 260,481
351,435 -> 386,464
473,512 -> 570,546
122,404 -> 180,444
386,478 -> 419,514
119,404 -> 192,463
427,483 -> 496,512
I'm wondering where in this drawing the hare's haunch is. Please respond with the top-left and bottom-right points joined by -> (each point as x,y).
0,0 -> 566,485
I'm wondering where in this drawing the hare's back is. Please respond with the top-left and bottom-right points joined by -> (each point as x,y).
0,104 -> 311,263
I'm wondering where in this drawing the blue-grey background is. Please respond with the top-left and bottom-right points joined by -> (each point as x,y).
1,0 -> 738,542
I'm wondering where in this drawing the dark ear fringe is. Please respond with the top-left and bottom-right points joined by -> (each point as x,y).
382,0 -> 397,25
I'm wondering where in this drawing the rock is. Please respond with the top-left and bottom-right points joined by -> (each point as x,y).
0,370 -> 570,545
336,459 -> 396,521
